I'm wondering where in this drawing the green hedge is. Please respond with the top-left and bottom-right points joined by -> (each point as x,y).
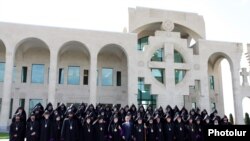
0,133 -> 9,139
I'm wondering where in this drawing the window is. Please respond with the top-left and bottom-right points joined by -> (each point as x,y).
151,48 -> 164,61
151,68 -> 164,83
83,70 -> 89,85
137,78 -> 157,109
58,68 -> 64,84
211,102 -> 216,110
29,99 -> 43,114
67,66 -> 80,85
102,68 -> 113,86
192,102 -> 196,109
31,64 -> 45,84
19,99 -> 25,108
0,98 -> 2,113
175,69 -> 186,84
209,76 -> 215,90
21,66 -> 28,83
47,67 -> 50,83
9,98 -> 13,119
13,66 -> 16,82
174,50 -> 184,63
0,62 -> 5,82
116,71 -> 121,86
137,36 -> 149,51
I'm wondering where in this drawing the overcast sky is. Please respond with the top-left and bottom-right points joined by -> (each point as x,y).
0,0 -> 249,117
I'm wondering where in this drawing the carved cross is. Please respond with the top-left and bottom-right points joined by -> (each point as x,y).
240,68 -> 249,86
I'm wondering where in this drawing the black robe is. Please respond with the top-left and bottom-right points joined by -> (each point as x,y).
155,122 -> 164,141
95,123 -> 107,141
51,120 -> 62,141
82,123 -> 94,141
26,121 -> 40,141
164,122 -> 174,141
195,124 -> 204,141
133,124 -> 145,141
9,121 -> 25,141
108,122 -> 122,141
186,123 -> 196,141
174,122 -> 186,141
61,118 -> 79,141
146,123 -> 156,141
40,119 -> 52,141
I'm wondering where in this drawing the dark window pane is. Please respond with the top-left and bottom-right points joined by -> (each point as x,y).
116,71 -> 121,86
21,66 -> 28,83
9,98 -> 13,119
58,68 -> 64,84
83,70 -> 89,85
19,99 -> 25,108
151,48 -> 164,61
151,68 -> 164,83
174,50 -> 184,63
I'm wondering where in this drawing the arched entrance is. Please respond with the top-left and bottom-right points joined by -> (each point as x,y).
207,53 -> 235,117
0,40 -> 6,112
57,41 -> 90,106
97,44 -> 128,106
242,97 -> 250,122
14,37 -> 50,113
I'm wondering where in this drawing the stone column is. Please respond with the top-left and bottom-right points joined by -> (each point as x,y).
0,47 -> 14,131
48,50 -> 58,107
89,53 -> 97,106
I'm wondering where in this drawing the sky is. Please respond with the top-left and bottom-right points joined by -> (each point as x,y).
0,0 -> 249,118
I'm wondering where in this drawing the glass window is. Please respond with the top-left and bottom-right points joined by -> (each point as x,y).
29,99 -> 43,114
211,102 -> 216,110
151,48 -> 164,61
83,70 -> 89,85
209,76 -> 215,90
9,98 -> 13,119
58,68 -> 64,84
192,102 -> 196,109
21,66 -> 28,83
0,62 -> 5,82
0,98 -> 2,113
137,36 -> 149,51
67,66 -> 80,85
151,68 -> 164,83
13,66 -> 16,82
175,69 -> 186,84
31,64 -> 45,84
116,71 -> 121,86
174,50 -> 184,63
19,99 -> 25,108
102,68 -> 113,86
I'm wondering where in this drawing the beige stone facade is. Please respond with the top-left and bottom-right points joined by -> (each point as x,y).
0,7 -> 249,130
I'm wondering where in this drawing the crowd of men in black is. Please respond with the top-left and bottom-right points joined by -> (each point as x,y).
9,103 -> 231,141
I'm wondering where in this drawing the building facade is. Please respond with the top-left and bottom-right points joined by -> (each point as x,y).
0,7 -> 250,130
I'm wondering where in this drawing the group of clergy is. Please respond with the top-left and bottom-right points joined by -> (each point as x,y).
9,103 -> 231,141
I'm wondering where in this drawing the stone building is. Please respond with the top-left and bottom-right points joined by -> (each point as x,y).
0,7 -> 249,130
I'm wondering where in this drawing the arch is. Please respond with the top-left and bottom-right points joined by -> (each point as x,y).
242,97 -> 250,118
97,43 -> 128,106
0,40 -> 6,82
207,52 -> 235,118
58,40 -> 90,58
15,37 -> 50,55
134,22 -> 202,41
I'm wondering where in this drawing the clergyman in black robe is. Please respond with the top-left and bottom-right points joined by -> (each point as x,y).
108,115 -> 122,141
146,117 -> 156,141
9,114 -> 25,141
94,115 -> 107,141
51,115 -> 62,141
174,115 -> 186,141
82,116 -> 94,141
40,111 -> 52,141
155,115 -> 164,141
26,113 -> 40,141
133,117 -> 145,141
61,110 -> 79,141
164,114 -> 174,141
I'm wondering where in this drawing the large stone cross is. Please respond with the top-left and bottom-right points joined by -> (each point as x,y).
240,68 -> 249,86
